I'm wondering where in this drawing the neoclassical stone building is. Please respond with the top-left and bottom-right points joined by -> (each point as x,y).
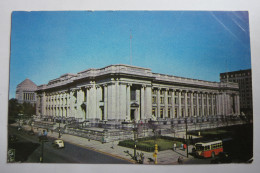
16,78 -> 37,105
36,64 -> 240,123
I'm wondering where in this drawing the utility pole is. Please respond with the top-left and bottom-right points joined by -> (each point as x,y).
185,117 -> 189,158
40,140 -> 44,163
58,119 -> 61,138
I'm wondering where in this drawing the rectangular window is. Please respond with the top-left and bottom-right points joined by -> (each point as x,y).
168,108 -> 171,118
181,108 -> 184,117
160,90 -> 165,95
152,96 -> 157,104
160,108 -> 163,118
152,108 -> 156,116
168,97 -> 172,104
131,89 -> 136,100
181,98 -> 185,104
175,108 -> 178,117
160,97 -> 164,104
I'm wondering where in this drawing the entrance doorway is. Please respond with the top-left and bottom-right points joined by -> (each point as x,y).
131,109 -> 135,121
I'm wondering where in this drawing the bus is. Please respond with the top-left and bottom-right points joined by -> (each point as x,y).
194,140 -> 223,158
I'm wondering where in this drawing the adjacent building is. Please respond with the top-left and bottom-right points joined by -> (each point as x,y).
36,64 -> 240,123
220,69 -> 253,115
16,78 -> 37,105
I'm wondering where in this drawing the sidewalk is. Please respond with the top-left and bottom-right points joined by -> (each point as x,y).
17,124 -> 194,165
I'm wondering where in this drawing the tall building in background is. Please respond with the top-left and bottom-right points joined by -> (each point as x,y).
16,78 -> 37,105
220,69 -> 253,115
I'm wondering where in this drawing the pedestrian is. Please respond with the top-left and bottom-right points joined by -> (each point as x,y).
181,143 -> 183,150
38,130 -> 41,137
178,156 -> 183,164
173,143 -> 177,151
183,143 -> 187,151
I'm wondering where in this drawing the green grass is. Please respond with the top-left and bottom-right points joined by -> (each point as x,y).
141,139 -> 182,150
119,137 -> 183,152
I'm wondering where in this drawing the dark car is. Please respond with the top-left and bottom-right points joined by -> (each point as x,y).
211,152 -> 232,164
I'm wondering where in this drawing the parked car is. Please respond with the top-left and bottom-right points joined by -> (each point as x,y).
53,139 -> 65,149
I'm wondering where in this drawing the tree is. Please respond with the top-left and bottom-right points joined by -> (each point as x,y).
8,99 -> 22,124
8,99 -> 36,124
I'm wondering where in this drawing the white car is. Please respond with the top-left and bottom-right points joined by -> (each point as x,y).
53,139 -> 65,148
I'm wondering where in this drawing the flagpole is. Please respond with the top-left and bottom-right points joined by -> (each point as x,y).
130,30 -> 132,65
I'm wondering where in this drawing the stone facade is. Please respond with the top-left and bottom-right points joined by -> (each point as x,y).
16,78 -> 37,105
36,64 -> 240,123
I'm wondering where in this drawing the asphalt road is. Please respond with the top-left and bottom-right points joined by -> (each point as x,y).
8,126 -> 131,164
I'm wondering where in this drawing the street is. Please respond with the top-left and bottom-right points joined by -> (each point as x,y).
8,126 -> 131,164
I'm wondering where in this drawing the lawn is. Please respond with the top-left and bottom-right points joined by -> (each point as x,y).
118,137 -> 183,152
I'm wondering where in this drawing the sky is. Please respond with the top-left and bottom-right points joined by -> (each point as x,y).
9,11 -> 251,99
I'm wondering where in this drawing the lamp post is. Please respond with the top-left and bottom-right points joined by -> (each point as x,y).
133,122 -> 137,161
185,117 -> 189,158
58,119 -> 61,138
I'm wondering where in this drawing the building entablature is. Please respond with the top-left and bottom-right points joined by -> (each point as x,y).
36,65 -> 239,94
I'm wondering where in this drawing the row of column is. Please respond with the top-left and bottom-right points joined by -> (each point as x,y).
37,83 -> 240,121
23,92 -> 35,101
152,88 -> 240,118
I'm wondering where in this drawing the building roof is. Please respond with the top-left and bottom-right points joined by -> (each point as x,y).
16,78 -> 37,92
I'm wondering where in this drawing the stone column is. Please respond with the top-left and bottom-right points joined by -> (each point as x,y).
96,85 -> 101,120
211,94 -> 214,115
178,90 -> 182,118
222,92 -> 225,116
119,83 -> 127,121
86,87 -> 90,120
206,93 -> 209,116
69,90 -> 74,118
141,85 -> 145,120
185,91 -> 188,117
104,84 -> 108,120
197,92 -> 199,116
145,85 -> 152,120
202,92 -> 205,116
116,79 -> 120,120
237,94 -> 240,115
164,89 -> 168,118
157,88 -> 161,118
217,93 -> 221,115
126,84 -> 131,121
191,91 -> 194,117
171,89 -> 175,118
226,93 -> 230,115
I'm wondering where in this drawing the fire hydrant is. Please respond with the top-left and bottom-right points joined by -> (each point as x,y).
153,144 -> 158,164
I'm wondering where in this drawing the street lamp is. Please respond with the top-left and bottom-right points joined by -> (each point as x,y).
185,117 -> 189,158
133,122 -> 138,161
57,118 -> 61,138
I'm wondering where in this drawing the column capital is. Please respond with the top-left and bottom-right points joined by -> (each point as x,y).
127,83 -> 132,87
142,84 -> 146,88
176,89 -> 182,92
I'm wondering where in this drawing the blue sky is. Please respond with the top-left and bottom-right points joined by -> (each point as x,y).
9,11 -> 251,99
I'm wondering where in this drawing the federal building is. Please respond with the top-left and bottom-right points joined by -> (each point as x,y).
35,64 -> 240,124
